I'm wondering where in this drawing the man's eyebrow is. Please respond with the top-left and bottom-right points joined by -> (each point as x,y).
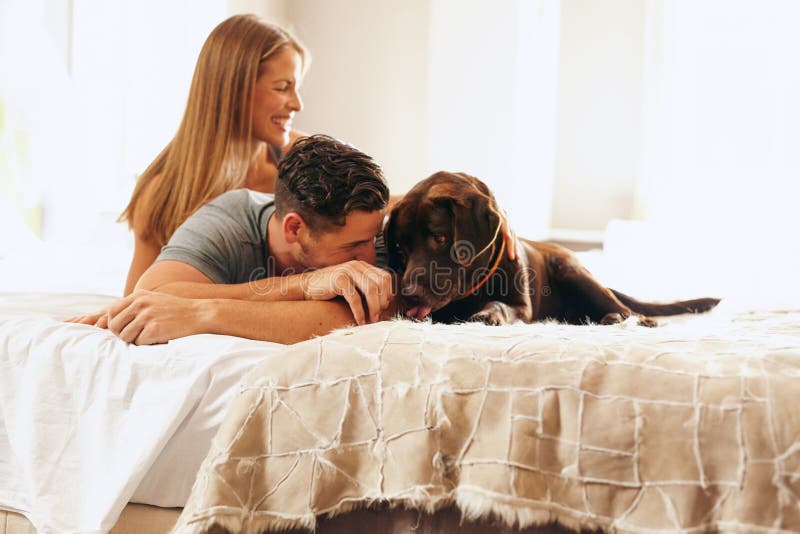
340,239 -> 369,248
341,232 -> 382,248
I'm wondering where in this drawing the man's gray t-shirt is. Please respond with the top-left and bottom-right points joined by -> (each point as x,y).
158,189 -> 275,284
157,189 -> 388,284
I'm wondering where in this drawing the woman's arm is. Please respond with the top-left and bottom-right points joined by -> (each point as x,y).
123,233 -> 161,296
123,172 -> 165,296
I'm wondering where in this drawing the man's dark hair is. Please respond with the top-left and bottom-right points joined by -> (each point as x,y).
274,134 -> 390,232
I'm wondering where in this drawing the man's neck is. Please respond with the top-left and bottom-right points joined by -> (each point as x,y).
267,213 -> 302,275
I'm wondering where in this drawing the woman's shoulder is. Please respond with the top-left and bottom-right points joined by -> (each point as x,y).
287,129 -> 308,149
211,189 -> 274,212
267,130 -> 306,162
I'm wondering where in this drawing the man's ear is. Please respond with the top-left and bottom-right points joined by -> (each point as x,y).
282,212 -> 307,244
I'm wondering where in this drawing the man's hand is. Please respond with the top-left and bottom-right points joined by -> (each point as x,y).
104,290 -> 207,345
299,260 -> 393,325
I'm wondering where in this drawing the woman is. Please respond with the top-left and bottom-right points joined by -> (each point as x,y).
121,14 -> 308,295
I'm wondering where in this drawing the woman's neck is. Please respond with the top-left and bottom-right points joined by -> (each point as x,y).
244,142 -> 277,192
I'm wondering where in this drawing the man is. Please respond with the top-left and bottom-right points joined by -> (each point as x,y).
74,135 -> 394,345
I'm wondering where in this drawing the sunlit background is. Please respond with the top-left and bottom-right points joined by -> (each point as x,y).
1,0 -> 798,300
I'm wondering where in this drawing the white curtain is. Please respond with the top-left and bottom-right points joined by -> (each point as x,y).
638,0 -> 799,234
615,0 -> 800,298
0,0 -> 226,243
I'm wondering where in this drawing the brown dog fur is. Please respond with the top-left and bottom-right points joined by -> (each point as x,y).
386,171 -> 720,326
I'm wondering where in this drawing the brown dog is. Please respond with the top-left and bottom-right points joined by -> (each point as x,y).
386,171 -> 720,326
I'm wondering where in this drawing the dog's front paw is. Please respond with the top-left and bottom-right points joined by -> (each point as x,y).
600,312 -> 625,325
469,302 -> 511,326
469,309 -> 508,326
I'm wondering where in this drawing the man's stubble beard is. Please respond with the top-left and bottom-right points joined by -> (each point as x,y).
295,238 -> 327,273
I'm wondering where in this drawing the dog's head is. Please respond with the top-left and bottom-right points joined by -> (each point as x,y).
386,171 -> 505,319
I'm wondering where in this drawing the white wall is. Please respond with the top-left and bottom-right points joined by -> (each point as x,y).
551,0 -> 646,231
4,0 -> 653,248
280,0 -> 649,236
280,0 -> 560,239
227,0 -> 290,26
283,0 -> 430,194
426,0 -> 560,239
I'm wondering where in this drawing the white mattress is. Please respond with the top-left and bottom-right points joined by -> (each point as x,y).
0,292 -> 287,534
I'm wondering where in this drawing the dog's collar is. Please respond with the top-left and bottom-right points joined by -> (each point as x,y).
458,236 -> 506,299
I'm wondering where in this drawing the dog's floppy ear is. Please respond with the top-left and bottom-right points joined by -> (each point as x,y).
385,202 -> 407,273
426,181 -> 464,204
425,173 -> 502,266
454,172 -> 491,196
451,174 -> 502,242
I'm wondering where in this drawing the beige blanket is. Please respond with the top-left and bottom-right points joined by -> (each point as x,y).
173,308 -> 800,533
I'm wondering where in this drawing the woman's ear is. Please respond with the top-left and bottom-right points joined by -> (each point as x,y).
282,212 -> 306,244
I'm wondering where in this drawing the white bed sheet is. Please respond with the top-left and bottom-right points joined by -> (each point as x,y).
0,292 -> 286,534
0,408 -> 27,514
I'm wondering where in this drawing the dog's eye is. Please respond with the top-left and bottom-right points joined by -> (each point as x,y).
433,234 -> 446,245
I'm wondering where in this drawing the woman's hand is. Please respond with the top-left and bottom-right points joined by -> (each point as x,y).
500,212 -> 517,261
65,309 -> 110,329
66,291 -> 207,345
105,290 -> 208,345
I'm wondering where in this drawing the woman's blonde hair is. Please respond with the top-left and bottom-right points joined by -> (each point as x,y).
119,14 -> 308,246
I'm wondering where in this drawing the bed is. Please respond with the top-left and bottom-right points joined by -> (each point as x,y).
1,227 -> 799,533
0,293 -> 584,534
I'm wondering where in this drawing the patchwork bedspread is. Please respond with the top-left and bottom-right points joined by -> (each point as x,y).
173,308 -> 800,533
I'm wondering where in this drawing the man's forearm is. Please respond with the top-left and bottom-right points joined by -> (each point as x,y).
199,298 -> 358,344
150,276 -> 306,302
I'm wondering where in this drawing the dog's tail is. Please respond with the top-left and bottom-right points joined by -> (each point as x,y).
610,289 -> 721,317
